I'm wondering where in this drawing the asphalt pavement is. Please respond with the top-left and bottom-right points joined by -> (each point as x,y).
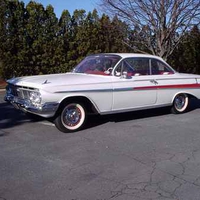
1,91 -> 200,200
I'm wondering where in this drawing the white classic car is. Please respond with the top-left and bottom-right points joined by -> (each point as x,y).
4,53 -> 200,133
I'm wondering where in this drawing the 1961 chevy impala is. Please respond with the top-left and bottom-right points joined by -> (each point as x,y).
4,53 -> 200,133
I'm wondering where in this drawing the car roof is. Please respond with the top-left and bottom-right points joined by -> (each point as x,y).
93,53 -> 165,61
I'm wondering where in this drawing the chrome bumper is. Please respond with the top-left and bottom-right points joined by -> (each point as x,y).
4,94 -> 59,118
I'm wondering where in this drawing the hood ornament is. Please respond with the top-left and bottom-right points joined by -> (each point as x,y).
42,80 -> 51,84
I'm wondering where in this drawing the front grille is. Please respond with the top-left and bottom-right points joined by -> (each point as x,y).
8,84 -> 36,99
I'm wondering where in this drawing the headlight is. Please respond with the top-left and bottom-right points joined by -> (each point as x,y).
29,91 -> 41,105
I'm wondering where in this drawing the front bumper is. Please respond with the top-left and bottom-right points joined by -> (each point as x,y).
4,93 -> 59,118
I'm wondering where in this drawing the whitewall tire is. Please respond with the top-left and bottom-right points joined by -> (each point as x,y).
171,94 -> 189,114
54,102 -> 86,133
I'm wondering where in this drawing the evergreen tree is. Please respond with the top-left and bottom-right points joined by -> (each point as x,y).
98,14 -> 112,52
109,16 -> 129,52
0,0 -> 199,79
73,10 -> 100,59
169,25 -> 200,74
0,0 -> 26,78
67,9 -> 87,68
25,1 -> 48,75
56,9 -> 71,72
86,9 -> 101,54
98,14 -> 129,53
41,5 -> 58,74
0,0 -> 7,77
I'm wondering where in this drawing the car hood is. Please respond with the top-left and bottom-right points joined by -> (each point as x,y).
7,73 -> 112,90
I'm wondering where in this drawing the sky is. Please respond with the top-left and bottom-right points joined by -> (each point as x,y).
23,0 -> 99,18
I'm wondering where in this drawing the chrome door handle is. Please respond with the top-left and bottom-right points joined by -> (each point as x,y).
150,79 -> 158,84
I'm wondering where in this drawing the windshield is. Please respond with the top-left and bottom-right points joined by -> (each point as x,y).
72,54 -> 121,75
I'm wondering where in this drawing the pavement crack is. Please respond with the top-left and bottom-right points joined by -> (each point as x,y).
109,184 -> 129,199
171,182 -> 184,198
149,162 -> 157,184
179,162 -> 186,176
193,176 -> 200,186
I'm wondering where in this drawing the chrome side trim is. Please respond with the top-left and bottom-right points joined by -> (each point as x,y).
55,88 -> 142,93
100,103 -> 172,115
54,85 -> 200,94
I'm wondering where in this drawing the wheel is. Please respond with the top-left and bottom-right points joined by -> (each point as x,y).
54,102 -> 86,133
171,93 -> 189,114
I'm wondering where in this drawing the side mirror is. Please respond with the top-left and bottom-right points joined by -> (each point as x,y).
121,71 -> 128,79
104,67 -> 113,75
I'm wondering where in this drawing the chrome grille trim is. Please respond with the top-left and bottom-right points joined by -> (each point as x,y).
7,84 -> 37,99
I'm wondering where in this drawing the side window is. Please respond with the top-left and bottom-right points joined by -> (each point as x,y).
151,59 -> 174,75
114,58 -> 150,76
132,58 -> 150,75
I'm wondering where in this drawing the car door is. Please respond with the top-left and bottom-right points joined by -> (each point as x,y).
150,58 -> 177,105
111,57 -> 158,111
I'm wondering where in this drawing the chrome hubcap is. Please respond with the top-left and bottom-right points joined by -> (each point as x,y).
63,106 -> 81,127
175,95 -> 185,110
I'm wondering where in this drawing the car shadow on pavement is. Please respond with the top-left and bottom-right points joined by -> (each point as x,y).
1,98 -> 200,133
188,98 -> 200,111
86,107 -> 171,129
85,98 -> 200,130
0,102 -> 45,130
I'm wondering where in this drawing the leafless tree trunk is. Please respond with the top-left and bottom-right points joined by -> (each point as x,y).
99,0 -> 200,60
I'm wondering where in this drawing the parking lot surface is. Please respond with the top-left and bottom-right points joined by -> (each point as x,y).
1,91 -> 200,200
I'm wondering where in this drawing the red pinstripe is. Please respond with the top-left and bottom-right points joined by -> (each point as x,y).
134,83 -> 200,90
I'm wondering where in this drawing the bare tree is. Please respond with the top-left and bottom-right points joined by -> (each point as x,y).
99,0 -> 200,60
